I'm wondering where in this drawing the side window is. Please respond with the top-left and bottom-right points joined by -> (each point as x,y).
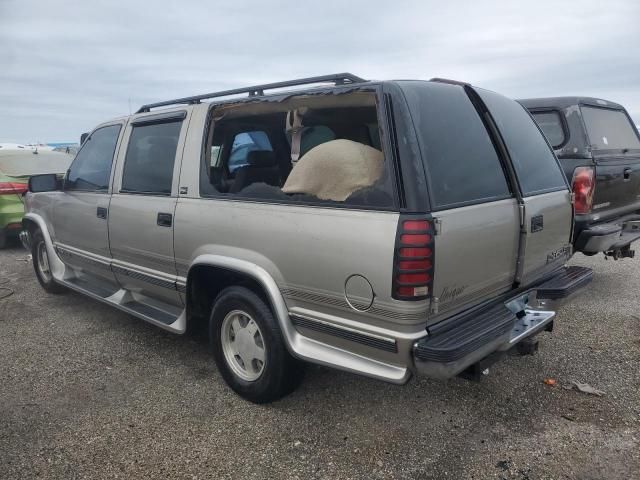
66,125 -> 121,191
200,95 -> 394,209
400,81 -> 511,209
121,120 -> 182,195
229,131 -> 272,174
531,111 -> 566,148
478,89 -> 567,196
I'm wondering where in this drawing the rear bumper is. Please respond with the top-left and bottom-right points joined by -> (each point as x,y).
412,266 -> 592,380
575,213 -> 640,253
0,196 -> 25,229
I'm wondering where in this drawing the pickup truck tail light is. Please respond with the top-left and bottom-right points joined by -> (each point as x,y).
393,218 -> 434,300
571,167 -> 595,214
0,182 -> 28,195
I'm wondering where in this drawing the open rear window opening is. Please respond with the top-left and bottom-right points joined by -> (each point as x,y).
200,91 -> 395,209
581,106 -> 640,151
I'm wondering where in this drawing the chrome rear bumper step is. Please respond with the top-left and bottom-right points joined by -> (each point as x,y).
536,266 -> 593,300
412,266 -> 592,380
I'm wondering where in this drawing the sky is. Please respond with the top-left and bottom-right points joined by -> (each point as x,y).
1,0 -> 639,143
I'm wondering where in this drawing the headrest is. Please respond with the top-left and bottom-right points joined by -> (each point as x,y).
246,150 -> 277,167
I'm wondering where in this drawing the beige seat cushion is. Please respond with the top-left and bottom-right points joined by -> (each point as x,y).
282,139 -> 383,201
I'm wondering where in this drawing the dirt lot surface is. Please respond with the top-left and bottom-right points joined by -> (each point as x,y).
1,244 -> 638,479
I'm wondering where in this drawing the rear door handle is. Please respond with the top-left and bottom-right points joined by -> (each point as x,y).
157,212 -> 173,227
97,207 -> 108,219
624,168 -> 632,181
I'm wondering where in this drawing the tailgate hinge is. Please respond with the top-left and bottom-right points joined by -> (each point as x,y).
433,217 -> 442,235
429,296 -> 439,314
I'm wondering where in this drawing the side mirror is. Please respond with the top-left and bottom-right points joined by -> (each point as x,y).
80,132 -> 89,145
29,174 -> 61,193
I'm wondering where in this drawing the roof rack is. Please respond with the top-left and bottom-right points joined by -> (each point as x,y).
429,77 -> 471,87
136,73 -> 367,113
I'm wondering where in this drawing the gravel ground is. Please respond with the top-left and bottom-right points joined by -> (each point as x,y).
0,244 -> 639,480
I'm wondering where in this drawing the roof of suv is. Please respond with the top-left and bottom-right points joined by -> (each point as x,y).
518,96 -> 625,110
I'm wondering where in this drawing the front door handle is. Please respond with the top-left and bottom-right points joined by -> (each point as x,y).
97,207 -> 108,219
624,168 -> 632,181
157,212 -> 173,227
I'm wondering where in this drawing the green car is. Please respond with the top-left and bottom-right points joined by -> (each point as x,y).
0,149 -> 73,248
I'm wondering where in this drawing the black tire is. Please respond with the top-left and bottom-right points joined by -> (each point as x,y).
0,230 -> 7,249
210,286 -> 304,403
31,230 -> 68,294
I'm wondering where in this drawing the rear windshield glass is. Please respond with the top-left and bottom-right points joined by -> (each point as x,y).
0,151 -> 73,177
531,111 -> 565,148
399,81 -> 511,209
478,89 -> 567,196
581,106 -> 640,151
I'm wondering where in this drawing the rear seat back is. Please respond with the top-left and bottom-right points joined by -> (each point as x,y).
231,150 -> 281,193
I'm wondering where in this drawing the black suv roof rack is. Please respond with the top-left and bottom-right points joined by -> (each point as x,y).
136,73 -> 367,113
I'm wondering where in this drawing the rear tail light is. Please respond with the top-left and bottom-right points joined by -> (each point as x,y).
393,218 -> 434,300
0,182 -> 28,195
571,167 -> 595,214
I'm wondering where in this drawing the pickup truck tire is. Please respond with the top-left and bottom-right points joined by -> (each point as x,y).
210,286 -> 304,403
31,230 -> 67,294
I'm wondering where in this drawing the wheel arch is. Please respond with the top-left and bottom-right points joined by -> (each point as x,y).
185,255 -> 295,351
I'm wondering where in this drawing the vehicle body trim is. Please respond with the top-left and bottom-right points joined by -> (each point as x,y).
290,313 -> 398,353
188,254 -> 410,383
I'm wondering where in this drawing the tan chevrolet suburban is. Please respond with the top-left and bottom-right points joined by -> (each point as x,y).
21,74 -> 592,403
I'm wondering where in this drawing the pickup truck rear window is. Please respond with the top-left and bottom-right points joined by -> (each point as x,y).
581,106 -> 640,151
399,81 -> 511,209
531,111 -> 565,149
478,89 -> 567,196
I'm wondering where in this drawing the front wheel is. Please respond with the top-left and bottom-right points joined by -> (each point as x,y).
31,230 -> 67,294
210,286 -> 304,403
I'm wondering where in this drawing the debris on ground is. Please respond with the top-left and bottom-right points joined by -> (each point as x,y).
562,381 -> 605,396
543,378 -> 557,386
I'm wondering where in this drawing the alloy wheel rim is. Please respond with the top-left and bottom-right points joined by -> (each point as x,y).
37,242 -> 52,282
221,309 -> 266,381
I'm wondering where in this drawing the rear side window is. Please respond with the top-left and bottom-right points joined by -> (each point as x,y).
581,106 -> 640,151
478,89 -> 567,196
121,121 -> 182,195
531,111 -> 565,148
66,124 -> 121,191
400,81 -> 510,209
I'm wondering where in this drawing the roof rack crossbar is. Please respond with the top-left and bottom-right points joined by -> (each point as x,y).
136,73 -> 367,113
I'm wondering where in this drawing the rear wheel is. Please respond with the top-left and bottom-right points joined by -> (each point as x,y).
32,230 -> 67,294
210,286 -> 303,403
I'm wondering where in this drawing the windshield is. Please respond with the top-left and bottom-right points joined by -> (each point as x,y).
0,151 -> 74,177
581,106 -> 640,151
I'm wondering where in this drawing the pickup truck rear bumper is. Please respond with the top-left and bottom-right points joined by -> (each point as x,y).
412,266 -> 592,380
575,213 -> 640,254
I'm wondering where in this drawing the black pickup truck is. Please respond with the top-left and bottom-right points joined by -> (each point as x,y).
520,97 -> 640,259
